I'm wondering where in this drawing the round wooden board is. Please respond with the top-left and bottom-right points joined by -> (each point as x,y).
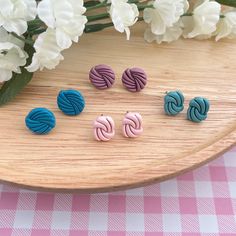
0,25 -> 235,193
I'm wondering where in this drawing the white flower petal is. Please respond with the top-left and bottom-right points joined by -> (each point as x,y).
53,0 -> 74,26
37,0 -> 87,49
215,18 -> 231,41
37,0 -> 55,28
56,28 -> 72,49
0,0 -> 13,16
144,27 -> 158,43
143,8 -> 154,24
3,19 -> 27,35
0,29 -> 28,82
188,0 -> 221,38
215,11 -> 236,41
109,0 -> 139,39
22,0 -> 37,20
0,0 -> 36,35
145,20 -> 183,44
0,69 -> 12,82
144,0 -> 188,36
26,55 -> 40,72
124,27 -> 130,40
26,29 -> 64,72
69,0 -> 86,14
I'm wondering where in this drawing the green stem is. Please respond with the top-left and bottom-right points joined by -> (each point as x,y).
138,16 -> 144,21
86,0 -> 110,11
11,33 -> 34,46
84,1 -> 101,8
31,28 -> 46,35
136,3 -> 153,10
86,0 -> 140,11
181,12 -> 225,18
215,0 -> 236,7
128,0 -> 140,3
87,13 -> 109,22
28,18 -> 42,26
85,16 -> 143,34
181,12 -> 193,17
85,22 -> 113,33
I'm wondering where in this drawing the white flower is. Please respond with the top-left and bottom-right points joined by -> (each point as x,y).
0,0 -> 37,35
144,21 -> 183,44
143,0 -> 188,35
215,11 -> 236,41
37,0 -> 87,49
0,28 -> 28,82
26,28 -> 64,72
109,0 -> 139,40
187,0 -> 221,38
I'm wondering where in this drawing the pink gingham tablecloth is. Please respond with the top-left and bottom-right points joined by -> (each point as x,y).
0,147 -> 235,236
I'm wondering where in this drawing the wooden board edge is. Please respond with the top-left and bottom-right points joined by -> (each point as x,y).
0,129 -> 235,193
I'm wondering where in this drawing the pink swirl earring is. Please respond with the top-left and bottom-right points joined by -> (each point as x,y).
93,115 -> 115,141
122,112 -> 143,138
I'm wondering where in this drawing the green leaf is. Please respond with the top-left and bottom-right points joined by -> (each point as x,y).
215,0 -> 236,7
0,44 -> 35,106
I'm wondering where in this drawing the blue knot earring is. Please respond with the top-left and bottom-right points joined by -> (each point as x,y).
57,89 -> 85,116
164,91 -> 184,116
25,108 -> 56,134
187,97 -> 210,122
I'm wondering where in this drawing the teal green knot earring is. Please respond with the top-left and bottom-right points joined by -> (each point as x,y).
187,97 -> 210,122
164,91 -> 184,115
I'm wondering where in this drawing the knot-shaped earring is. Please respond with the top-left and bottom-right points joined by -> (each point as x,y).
93,115 -> 115,141
122,112 -> 143,138
164,91 -> 184,115
25,108 -> 56,134
57,89 -> 85,116
187,97 -> 210,122
122,68 -> 147,92
89,64 -> 115,89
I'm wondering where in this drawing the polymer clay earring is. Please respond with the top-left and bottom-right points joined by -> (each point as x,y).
164,91 -> 184,116
57,89 -> 85,116
187,97 -> 210,122
93,115 -> 115,141
122,112 -> 143,138
89,64 -> 115,89
25,108 -> 56,134
122,67 -> 147,92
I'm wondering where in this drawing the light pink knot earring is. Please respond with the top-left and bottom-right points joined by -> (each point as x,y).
122,112 -> 143,138
93,115 -> 115,141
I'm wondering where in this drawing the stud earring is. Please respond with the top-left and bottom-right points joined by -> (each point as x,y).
122,67 -> 147,92
122,112 -> 143,138
93,115 -> 115,141
164,91 -> 184,116
187,97 -> 210,122
89,64 -> 115,89
25,108 -> 56,134
57,89 -> 85,116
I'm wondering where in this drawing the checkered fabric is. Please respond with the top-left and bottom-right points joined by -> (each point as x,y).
0,147 -> 235,236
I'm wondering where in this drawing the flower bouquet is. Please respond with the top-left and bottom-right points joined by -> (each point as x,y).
0,0 -> 235,105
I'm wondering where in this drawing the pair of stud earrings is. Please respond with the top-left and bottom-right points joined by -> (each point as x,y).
89,64 -> 147,92
164,91 -> 210,122
93,112 -> 143,141
25,89 -> 85,134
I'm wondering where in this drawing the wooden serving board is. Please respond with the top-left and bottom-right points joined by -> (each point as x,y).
0,24 -> 235,193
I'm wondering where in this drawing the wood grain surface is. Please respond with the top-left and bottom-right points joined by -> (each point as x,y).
0,24 -> 235,193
